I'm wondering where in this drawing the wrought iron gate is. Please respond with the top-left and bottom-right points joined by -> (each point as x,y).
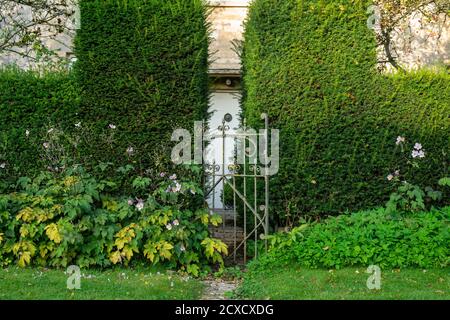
203,113 -> 271,263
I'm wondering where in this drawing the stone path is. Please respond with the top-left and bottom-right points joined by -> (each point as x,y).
201,278 -> 239,300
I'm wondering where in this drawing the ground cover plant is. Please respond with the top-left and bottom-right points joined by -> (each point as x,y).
0,134 -> 228,275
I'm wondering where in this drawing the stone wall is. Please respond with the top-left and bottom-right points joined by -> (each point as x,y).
0,1 -> 77,69
207,0 -> 249,75
0,0 -> 448,72
377,4 -> 449,71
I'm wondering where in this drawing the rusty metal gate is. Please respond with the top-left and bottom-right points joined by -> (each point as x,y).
203,113 -> 271,263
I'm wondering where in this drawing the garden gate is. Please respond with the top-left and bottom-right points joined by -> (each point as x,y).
203,113 -> 271,264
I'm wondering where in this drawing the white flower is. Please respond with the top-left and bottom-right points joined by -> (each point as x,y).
25,130 -> 30,137
47,128 -> 54,133
0,163 -> 6,169
190,189 -> 196,195
135,199 -> 144,211
127,199 -> 134,206
418,150 -> 425,158
173,182 -> 182,193
75,122 -> 81,128
43,142 -> 50,149
160,172 -> 166,177
169,174 -> 177,180
109,124 -> 116,129
126,146 -> 134,155
394,170 -> 400,176
173,220 -> 179,226
396,136 -> 405,145
180,245 -> 186,252
166,223 -> 173,231
387,174 -> 394,181
413,143 -> 422,150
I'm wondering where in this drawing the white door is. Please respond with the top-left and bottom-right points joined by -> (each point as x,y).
205,91 -> 241,209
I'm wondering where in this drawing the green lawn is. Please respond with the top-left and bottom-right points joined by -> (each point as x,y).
236,264 -> 450,300
0,267 -> 203,300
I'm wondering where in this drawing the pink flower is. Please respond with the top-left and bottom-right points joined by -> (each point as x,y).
169,174 -> 177,180
108,124 -> 116,129
412,149 -> 425,159
413,143 -> 423,150
160,172 -> 166,177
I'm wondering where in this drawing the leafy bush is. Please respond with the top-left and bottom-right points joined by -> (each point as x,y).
74,0 -> 210,168
0,0 -> 210,183
0,68 -> 80,179
384,137 -> 449,214
0,165 -> 227,275
241,0 -> 450,223
253,207 -> 450,271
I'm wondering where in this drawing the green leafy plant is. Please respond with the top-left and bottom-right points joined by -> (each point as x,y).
0,165 -> 228,275
249,206 -> 450,271
385,138 -> 447,213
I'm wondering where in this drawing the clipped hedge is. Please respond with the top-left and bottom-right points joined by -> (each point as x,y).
74,0 -> 210,167
0,0 -> 209,186
0,69 -> 80,179
242,0 -> 450,222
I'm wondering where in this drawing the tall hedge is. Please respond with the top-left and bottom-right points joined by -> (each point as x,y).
74,0 -> 210,168
242,0 -> 450,222
0,69 -> 80,180
0,0 -> 209,184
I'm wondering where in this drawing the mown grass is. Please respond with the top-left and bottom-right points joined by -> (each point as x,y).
0,266 -> 203,300
236,265 -> 450,300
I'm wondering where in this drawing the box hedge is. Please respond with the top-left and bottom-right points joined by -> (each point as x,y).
0,0 -> 210,184
241,0 -> 450,223
74,0 -> 210,168
0,69 -> 80,180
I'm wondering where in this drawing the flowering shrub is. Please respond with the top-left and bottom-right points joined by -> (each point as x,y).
0,165 -> 227,275
385,136 -> 449,213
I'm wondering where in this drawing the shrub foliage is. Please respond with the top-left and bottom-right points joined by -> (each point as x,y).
0,165 -> 227,275
74,0 -> 210,168
0,0 -> 210,180
0,69 -> 79,178
253,207 -> 450,270
242,0 -> 450,222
